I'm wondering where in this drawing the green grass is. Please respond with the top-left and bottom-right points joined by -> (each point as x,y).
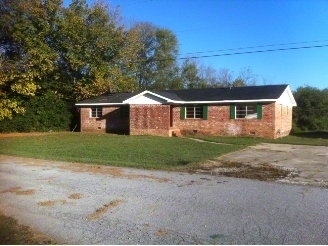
0,133 -> 243,170
187,131 -> 328,146
1,131 -> 326,171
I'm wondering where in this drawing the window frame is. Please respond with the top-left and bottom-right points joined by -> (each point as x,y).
235,104 -> 257,119
91,107 -> 102,118
185,105 -> 203,119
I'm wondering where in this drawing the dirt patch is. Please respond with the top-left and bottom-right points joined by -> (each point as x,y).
87,199 -> 125,221
1,187 -> 21,193
68,193 -> 82,199
1,187 -> 35,196
38,200 -> 67,207
16,189 -> 35,195
155,229 -> 168,236
60,164 -> 170,182
196,161 -> 291,181
125,174 -> 170,183
1,155 -> 170,183
0,209 -> 61,245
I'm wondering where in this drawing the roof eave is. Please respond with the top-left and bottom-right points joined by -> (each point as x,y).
75,103 -> 126,106
169,99 -> 277,104
76,99 -> 279,106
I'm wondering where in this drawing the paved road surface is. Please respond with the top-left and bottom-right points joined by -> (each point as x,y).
0,155 -> 328,244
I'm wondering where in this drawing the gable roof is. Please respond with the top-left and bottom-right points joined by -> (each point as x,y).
76,92 -> 139,104
154,84 -> 288,101
76,84 -> 296,106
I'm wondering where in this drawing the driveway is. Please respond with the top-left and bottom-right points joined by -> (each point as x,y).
0,152 -> 328,244
203,143 -> 328,186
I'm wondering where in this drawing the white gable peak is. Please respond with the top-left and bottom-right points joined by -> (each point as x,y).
123,91 -> 169,104
276,85 -> 297,106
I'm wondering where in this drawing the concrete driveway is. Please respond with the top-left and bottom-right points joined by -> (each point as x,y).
211,143 -> 328,186
1,152 -> 328,244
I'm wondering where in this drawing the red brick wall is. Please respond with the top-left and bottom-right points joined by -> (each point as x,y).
129,105 -> 170,136
172,103 -> 282,139
274,104 -> 293,138
80,103 -> 293,139
80,107 -> 129,133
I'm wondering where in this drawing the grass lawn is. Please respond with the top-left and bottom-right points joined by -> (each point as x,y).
187,131 -> 328,146
1,131 -> 326,170
0,132 -> 243,170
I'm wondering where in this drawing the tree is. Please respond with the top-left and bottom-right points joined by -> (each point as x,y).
180,59 -> 206,89
216,68 -> 234,87
0,0 -> 142,131
132,22 -> 179,90
198,64 -> 220,88
58,0 -> 141,100
293,86 -> 328,131
233,67 -> 257,87
0,0 -> 60,119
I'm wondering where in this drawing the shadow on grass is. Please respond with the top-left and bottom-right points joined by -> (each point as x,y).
177,160 -> 190,166
291,131 -> 328,139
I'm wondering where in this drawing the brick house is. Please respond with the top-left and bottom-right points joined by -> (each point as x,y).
75,84 -> 296,139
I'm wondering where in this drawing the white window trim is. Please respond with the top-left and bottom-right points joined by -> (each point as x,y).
186,105 -> 203,119
91,107 -> 102,118
236,104 -> 257,119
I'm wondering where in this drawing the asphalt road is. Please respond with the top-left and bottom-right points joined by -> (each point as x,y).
0,155 -> 328,244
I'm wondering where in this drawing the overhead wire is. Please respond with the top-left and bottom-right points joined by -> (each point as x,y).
130,43 -> 328,64
177,39 -> 328,57
177,43 -> 328,60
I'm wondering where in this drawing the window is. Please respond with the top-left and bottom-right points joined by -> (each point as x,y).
236,104 -> 257,119
91,107 -> 102,118
186,105 -> 203,119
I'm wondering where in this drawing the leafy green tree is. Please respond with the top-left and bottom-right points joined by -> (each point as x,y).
0,0 -> 143,131
0,0 -> 60,119
0,91 -> 72,132
58,0 -> 141,100
293,86 -> 328,131
180,59 -> 206,89
132,22 -> 179,90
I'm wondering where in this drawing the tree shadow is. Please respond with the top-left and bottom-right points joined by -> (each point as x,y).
291,131 -> 328,139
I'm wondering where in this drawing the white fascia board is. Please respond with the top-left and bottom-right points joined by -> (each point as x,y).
76,98 -> 282,106
75,103 -> 126,106
169,99 -> 277,104
286,85 -> 297,106
123,90 -> 173,103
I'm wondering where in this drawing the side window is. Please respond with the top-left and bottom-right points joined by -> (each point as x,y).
186,105 -> 203,119
91,107 -> 102,118
236,104 -> 257,119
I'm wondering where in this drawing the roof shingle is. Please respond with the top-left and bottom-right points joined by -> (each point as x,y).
76,84 -> 289,104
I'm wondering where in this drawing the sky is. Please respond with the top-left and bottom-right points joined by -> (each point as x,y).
64,0 -> 328,90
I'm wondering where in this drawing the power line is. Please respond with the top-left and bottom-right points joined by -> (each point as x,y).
131,43 -> 328,64
176,44 -> 328,60
177,39 -> 328,57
